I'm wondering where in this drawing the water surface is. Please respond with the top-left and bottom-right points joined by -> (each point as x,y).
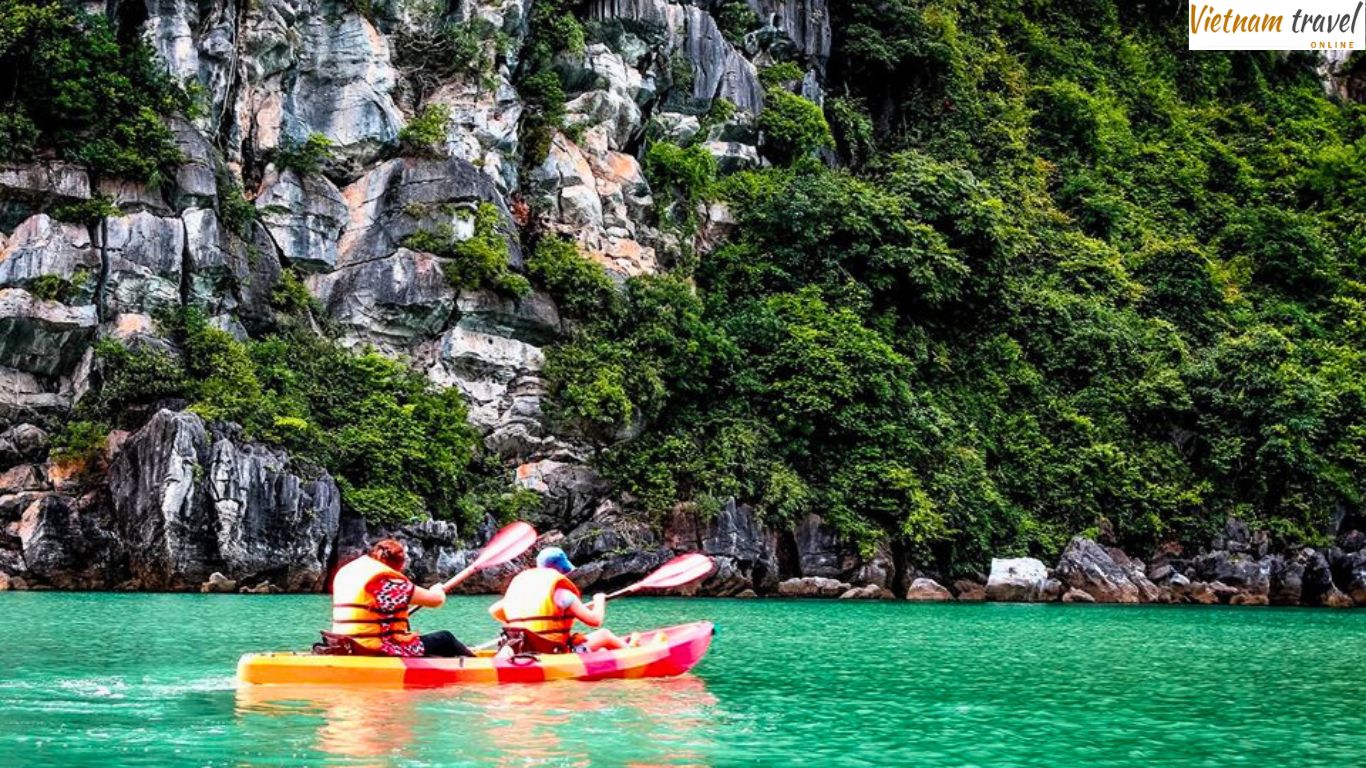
1,593 -> 1362,766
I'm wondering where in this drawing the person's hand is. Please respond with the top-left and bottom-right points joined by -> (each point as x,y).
592,592 -> 606,608
426,584 -> 447,608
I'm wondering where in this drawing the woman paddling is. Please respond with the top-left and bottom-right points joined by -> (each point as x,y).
329,538 -> 474,657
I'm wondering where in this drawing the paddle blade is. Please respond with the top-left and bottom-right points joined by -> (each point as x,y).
610,553 -> 716,598
469,521 -> 538,570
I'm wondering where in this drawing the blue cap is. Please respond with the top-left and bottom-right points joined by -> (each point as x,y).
537,547 -> 575,574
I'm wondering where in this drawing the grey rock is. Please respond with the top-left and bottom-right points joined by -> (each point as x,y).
586,0 -> 764,114
794,513 -> 892,589
96,178 -> 172,216
102,212 -> 186,316
0,162 -> 91,203
337,157 -> 518,268
777,575 -> 847,597
666,498 -> 780,594
1267,553 -> 1304,605
108,409 -> 342,591
0,424 -> 48,467
0,215 -> 100,303
1057,537 -> 1156,603
985,557 -> 1051,602
952,579 -> 986,601
201,571 -> 237,593
255,168 -> 348,272
1062,587 -> 1096,603
18,494 -> 122,589
1332,549 -> 1366,604
841,584 -> 893,600
563,503 -> 668,593
514,459 -> 607,532
0,289 -> 98,377
746,0 -> 831,71
1194,550 -> 1271,596
703,140 -> 763,173
206,436 -> 341,592
905,578 -> 952,601
308,248 -> 455,349
1323,586 -> 1355,608
0,367 -> 68,418
168,117 -> 218,209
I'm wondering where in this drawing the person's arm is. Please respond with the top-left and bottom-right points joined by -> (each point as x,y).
488,598 -> 508,623
410,583 -> 446,609
567,592 -> 607,627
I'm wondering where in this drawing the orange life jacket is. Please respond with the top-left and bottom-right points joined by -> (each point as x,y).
501,567 -> 581,645
331,555 -> 416,651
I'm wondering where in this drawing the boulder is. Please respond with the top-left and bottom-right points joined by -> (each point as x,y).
0,162 -> 91,204
1299,548 -> 1338,606
985,557 -> 1051,602
0,289 -> 98,377
1332,549 -> 1366,605
201,571 -> 237,593
1229,592 -> 1269,606
255,168 -> 348,272
1267,553 -> 1304,605
840,584 -> 893,600
240,581 -> 283,594
777,576 -> 847,597
1323,587 -> 1355,609
0,464 -> 49,494
307,248 -> 455,349
1062,587 -> 1096,603
952,579 -> 986,601
0,424 -> 48,467
905,578 -> 952,601
736,588 -> 757,599
1055,537 -> 1158,603
167,118 -> 218,209
1208,581 -> 1240,603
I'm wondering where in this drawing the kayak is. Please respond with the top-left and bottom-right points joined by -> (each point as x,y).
237,621 -> 714,688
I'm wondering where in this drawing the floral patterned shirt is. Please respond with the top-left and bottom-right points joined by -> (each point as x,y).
368,577 -> 424,657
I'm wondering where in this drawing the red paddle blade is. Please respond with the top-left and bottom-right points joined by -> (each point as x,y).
469,522 -> 538,570
612,553 -> 716,597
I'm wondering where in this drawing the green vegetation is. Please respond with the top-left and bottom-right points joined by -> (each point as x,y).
713,0 -> 760,47
527,236 -> 619,319
85,311 -> 486,526
757,87 -> 834,164
394,18 -> 508,101
643,141 -> 718,206
0,0 -> 189,179
398,104 -> 451,158
49,420 -> 110,465
403,203 -> 530,297
272,133 -> 334,175
542,2 -> 1366,569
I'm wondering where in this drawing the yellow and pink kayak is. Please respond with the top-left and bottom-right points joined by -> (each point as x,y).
237,622 -> 714,688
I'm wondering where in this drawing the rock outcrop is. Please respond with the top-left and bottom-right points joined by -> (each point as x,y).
986,557 -> 1056,602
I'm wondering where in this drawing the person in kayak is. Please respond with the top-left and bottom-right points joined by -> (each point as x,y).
329,538 -> 474,657
488,547 -> 629,654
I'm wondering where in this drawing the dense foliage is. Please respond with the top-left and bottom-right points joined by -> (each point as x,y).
547,1 -> 1366,569
0,0 -> 189,179
78,312 -> 527,526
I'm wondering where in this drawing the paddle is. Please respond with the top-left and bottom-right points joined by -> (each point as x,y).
410,521 -> 537,615
606,552 -> 716,600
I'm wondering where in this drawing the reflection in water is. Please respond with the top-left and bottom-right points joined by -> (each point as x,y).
235,676 -> 720,767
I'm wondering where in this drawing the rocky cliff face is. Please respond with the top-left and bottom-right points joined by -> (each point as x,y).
0,0 -> 882,595
0,0 -> 1360,607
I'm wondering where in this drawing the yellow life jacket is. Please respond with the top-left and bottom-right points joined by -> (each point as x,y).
501,567 -> 581,644
331,555 -> 416,651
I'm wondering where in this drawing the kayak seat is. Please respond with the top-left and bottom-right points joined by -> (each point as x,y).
312,631 -> 386,656
498,627 -> 577,655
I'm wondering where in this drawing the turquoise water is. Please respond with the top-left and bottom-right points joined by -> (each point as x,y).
0,594 -> 1362,766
